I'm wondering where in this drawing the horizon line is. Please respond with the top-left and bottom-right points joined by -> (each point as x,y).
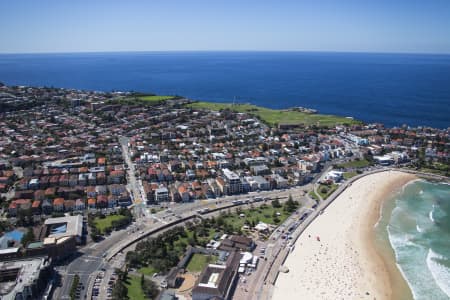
1,49 -> 450,56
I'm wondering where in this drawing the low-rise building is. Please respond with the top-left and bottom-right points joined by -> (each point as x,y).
192,251 -> 241,300
155,187 -> 169,202
43,215 -> 84,244
0,256 -> 52,300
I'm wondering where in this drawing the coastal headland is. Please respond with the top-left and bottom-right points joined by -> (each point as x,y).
114,94 -> 361,127
273,171 -> 417,300
186,101 -> 361,127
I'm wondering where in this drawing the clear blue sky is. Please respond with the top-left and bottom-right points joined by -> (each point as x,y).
1,0 -> 450,54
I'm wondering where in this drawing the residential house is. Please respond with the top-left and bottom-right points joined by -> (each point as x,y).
75,199 -> 85,211
96,195 -> 108,208
8,199 -> 31,217
86,186 -> 97,198
69,175 -> 78,187
64,200 -> 75,212
107,195 -> 117,208
178,184 -> 190,202
118,191 -> 131,206
87,198 -> 96,209
53,198 -> 65,212
95,185 -> 107,195
31,200 -> 41,215
42,199 -> 53,215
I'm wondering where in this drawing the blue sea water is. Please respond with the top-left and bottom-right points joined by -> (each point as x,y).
0,51 -> 449,128
382,181 -> 450,300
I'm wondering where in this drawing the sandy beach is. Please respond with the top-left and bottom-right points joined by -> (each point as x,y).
272,171 -> 416,300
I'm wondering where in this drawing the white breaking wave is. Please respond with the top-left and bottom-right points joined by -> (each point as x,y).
416,224 -> 424,233
426,248 -> 450,298
429,208 -> 435,223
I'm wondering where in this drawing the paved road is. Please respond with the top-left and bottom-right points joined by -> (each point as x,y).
52,227 -> 133,299
119,136 -> 147,218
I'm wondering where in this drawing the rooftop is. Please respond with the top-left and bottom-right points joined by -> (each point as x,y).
44,215 -> 83,239
0,256 -> 50,299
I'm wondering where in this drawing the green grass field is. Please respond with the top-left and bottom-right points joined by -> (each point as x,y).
125,275 -> 146,300
309,190 -> 320,201
186,254 -> 215,273
220,205 -> 290,230
138,266 -> 157,276
343,171 -> 358,179
317,184 -> 338,199
139,95 -> 176,102
112,95 -> 175,106
94,215 -> 128,234
187,101 -> 360,127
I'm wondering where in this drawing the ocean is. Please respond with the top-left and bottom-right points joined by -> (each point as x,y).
0,51 -> 449,128
377,180 -> 450,300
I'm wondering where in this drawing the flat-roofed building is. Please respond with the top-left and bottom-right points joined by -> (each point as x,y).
192,251 -> 241,300
155,187 -> 169,202
222,168 -> 242,195
0,256 -> 52,300
44,215 -> 83,244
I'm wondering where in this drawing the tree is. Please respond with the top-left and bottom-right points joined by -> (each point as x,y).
271,199 -> 281,208
284,194 -> 299,213
111,280 -> 128,300
142,276 -> 159,299
21,228 -> 35,246
192,231 -> 199,243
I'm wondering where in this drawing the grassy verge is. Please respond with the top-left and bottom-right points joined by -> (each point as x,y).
94,214 -> 128,234
187,101 -> 360,127
186,254 -> 215,273
317,184 -> 338,199
343,171 -> 358,179
70,274 -> 80,300
309,190 -> 320,201
125,275 -> 147,300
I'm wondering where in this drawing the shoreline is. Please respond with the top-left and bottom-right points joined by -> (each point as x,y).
358,173 -> 416,300
272,171 -> 416,300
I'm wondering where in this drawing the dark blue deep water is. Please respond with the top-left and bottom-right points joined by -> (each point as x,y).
0,51 -> 449,128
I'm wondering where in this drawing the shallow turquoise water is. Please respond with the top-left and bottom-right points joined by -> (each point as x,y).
384,180 -> 450,300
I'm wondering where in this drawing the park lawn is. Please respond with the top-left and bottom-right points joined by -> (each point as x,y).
220,205 -> 290,231
309,190 -> 319,201
94,214 -> 128,234
343,171 -> 358,180
337,159 -> 371,169
317,184 -> 339,199
113,95 -> 176,106
139,95 -> 176,102
187,102 -> 360,127
125,275 -> 146,300
186,254 -> 215,273
172,204 -> 291,251
138,266 -> 158,276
